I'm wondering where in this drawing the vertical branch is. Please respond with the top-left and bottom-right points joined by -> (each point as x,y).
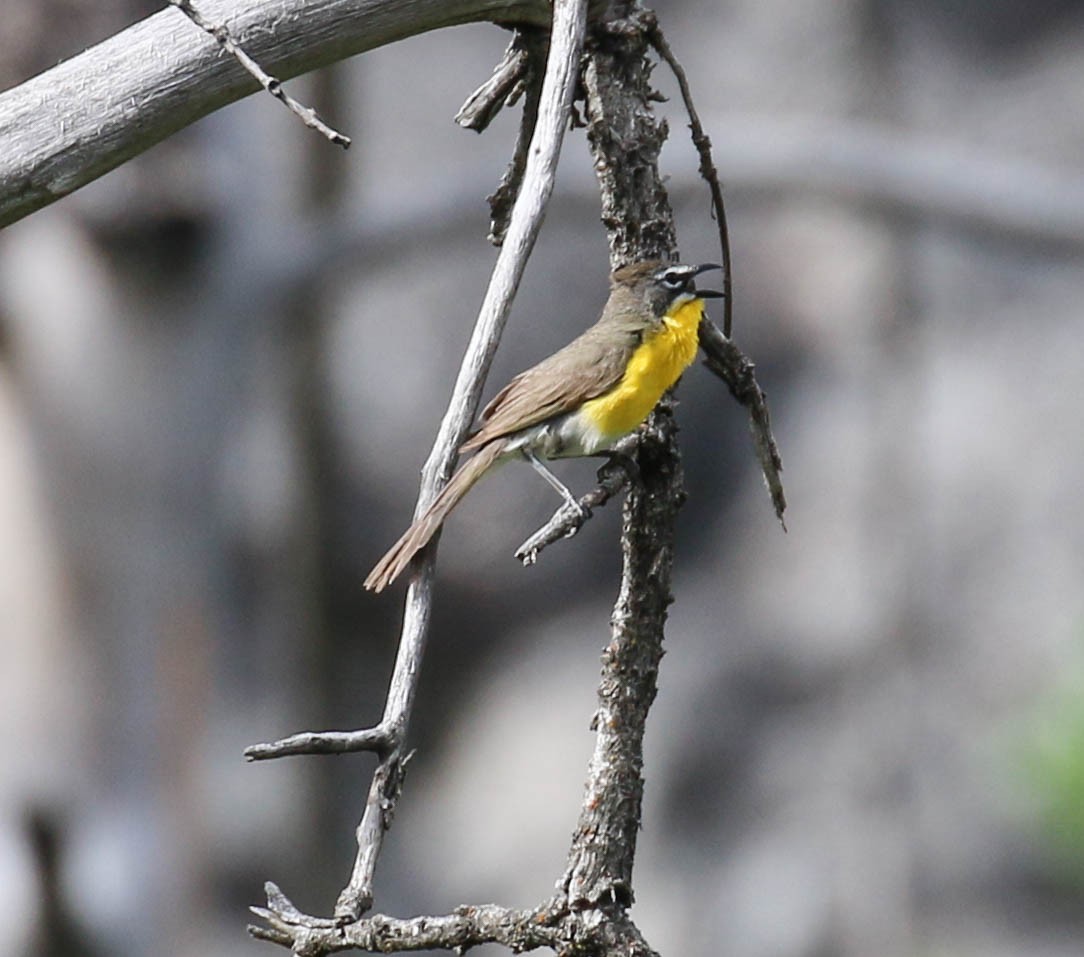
561,8 -> 681,911
583,22 -> 676,266
563,412 -> 683,910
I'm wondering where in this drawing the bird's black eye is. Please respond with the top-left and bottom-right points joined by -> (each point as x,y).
658,268 -> 690,291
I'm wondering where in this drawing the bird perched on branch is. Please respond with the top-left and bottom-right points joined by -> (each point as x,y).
364,260 -> 723,592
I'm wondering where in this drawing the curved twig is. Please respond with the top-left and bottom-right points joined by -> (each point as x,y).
647,20 -> 734,336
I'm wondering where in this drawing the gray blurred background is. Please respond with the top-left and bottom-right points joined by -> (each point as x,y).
3,1 -> 1084,955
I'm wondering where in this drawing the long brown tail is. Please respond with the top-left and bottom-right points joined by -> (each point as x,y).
364,440 -> 506,592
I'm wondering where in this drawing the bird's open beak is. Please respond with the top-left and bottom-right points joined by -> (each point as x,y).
693,262 -> 725,298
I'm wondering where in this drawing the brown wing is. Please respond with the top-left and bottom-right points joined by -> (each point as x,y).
460,326 -> 635,452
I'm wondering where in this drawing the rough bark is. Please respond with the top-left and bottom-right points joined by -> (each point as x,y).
560,13 -> 680,917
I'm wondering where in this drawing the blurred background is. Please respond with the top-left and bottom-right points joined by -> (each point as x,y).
3,0 -> 1084,955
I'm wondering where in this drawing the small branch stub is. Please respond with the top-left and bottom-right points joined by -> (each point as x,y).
455,34 -> 532,132
244,725 -> 393,761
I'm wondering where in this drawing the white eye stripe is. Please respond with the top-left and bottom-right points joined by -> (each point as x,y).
658,268 -> 693,290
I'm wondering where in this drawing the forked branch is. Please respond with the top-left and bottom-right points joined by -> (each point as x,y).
250,3 -> 783,955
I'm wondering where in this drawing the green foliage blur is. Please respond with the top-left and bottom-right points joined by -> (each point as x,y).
1018,636 -> 1084,888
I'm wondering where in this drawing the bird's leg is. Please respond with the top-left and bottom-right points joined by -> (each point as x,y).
523,450 -> 590,518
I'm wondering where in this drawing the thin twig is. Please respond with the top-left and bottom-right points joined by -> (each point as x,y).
246,0 -> 590,930
168,0 -> 351,148
647,21 -> 733,336
698,317 -> 787,527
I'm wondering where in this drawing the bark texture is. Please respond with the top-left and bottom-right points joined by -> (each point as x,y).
0,0 -> 552,227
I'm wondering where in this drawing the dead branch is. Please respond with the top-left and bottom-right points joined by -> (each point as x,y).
249,2 -> 780,954
0,0 -> 553,228
247,0 -> 590,935
251,882 -> 658,954
555,13 -> 680,914
455,34 -> 532,132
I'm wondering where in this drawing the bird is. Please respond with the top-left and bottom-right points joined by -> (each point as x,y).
364,259 -> 723,592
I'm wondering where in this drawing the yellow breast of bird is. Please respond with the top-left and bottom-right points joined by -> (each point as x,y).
579,297 -> 703,440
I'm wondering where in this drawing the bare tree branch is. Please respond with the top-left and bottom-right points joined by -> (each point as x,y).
246,0 -> 590,932
241,2 -> 781,953
556,12 -> 679,916
0,0 -> 554,228
250,882 -> 659,954
251,893 -> 556,953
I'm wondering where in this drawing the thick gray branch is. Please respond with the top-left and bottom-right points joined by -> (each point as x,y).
0,0 -> 551,228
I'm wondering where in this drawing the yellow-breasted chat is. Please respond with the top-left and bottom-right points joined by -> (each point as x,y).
364,260 -> 724,592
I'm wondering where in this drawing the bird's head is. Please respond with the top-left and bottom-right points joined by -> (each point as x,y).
611,260 -> 724,321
